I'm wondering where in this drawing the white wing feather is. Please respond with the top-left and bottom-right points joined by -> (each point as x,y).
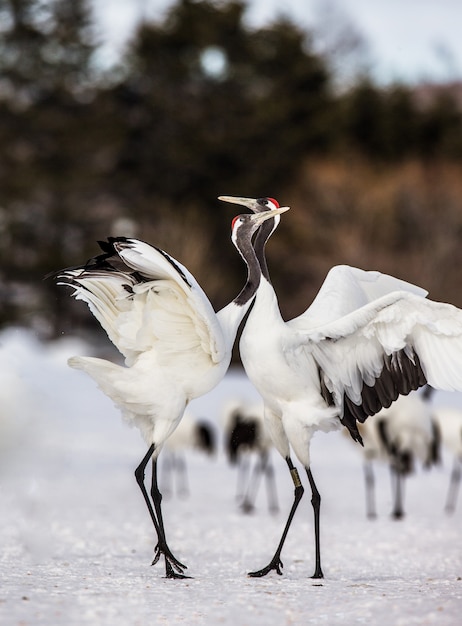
288,265 -> 428,331
61,239 -> 226,368
293,291 -> 462,409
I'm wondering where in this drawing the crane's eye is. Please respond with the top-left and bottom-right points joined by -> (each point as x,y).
258,197 -> 280,209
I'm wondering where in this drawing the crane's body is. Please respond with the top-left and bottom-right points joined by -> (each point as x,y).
57,206 -> 287,578
220,195 -> 462,579
65,246 -> 232,450
240,277 -> 341,466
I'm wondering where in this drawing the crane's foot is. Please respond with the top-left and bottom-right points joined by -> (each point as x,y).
152,543 -> 191,578
165,560 -> 192,579
248,556 -> 283,577
311,567 -> 324,579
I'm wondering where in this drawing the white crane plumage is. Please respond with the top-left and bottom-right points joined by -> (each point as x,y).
220,195 -> 462,579
56,205 -> 287,579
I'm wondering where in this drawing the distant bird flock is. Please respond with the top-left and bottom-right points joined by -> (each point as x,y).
54,195 -> 462,580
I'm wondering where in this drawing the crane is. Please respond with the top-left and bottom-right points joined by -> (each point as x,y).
161,411 -> 216,498
56,205 -> 287,579
220,195 -> 462,579
422,385 -> 462,514
223,399 -> 279,514
355,391 -> 440,519
432,406 -> 462,513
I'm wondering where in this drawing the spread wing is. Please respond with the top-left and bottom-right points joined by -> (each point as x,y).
58,237 -> 226,368
292,290 -> 462,442
288,265 -> 428,331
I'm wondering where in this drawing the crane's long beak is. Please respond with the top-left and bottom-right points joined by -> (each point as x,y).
219,196 -> 290,217
219,196 -> 261,212
250,206 -> 289,224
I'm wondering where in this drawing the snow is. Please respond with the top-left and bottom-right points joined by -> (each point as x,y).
1,328 -> 461,626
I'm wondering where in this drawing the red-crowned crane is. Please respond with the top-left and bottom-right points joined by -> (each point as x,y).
220,195 -> 462,579
161,411 -> 216,498
433,406 -> 462,513
56,205 -> 288,579
356,391 -> 440,519
223,399 -> 279,514
423,385 -> 462,514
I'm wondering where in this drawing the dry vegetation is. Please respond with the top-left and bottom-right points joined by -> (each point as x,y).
270,157 -> 462,319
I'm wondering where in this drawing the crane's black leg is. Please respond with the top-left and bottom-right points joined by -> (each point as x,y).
364,461 -> 377,519
445,459 -> 461,514
150,456 -> 190,579
134,445 -> 188,578
306,467 -> 324,579
248,457 -> 304,577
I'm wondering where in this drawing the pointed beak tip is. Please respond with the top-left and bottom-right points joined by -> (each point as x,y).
218,195 -> 240,202
254,205 -> 289,223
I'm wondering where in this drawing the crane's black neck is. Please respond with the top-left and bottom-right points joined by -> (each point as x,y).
233,228 -> 263,307
253,217 -> 274,283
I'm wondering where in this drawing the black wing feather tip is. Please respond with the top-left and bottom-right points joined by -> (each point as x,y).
341,404 -> 364,445
50,237 -> 191,294
342,346 -> 427,441
53,237 -> 133,279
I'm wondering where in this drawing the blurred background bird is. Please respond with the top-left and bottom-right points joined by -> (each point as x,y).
160,411 -> 217,499
222,399 -> 279,514
354,391 -> 440,519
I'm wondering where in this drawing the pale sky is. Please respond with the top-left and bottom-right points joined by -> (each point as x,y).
90,0 -> 462,84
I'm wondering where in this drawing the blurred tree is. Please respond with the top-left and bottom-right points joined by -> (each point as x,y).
0,0 -> 95,100
381,86 -> 421,160
340,79 -> 387,158
418,90 -> 462,159
90,0 -> 336,309
0,0 -> 100,333
0,0 -> 338,332
104,0 -> 335,206
340,80 -> 462,161
1,0 -> 462,340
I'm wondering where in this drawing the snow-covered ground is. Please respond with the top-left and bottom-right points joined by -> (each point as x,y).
1,328 -> 461,626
